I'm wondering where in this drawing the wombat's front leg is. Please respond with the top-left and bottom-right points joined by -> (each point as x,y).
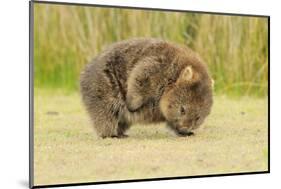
116,121 -> 130,138
126,57 -> 162,112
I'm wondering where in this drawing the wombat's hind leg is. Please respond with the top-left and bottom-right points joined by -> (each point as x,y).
89,110 -> 120,138
94,119 -> 119,139
97,118 -> 130,139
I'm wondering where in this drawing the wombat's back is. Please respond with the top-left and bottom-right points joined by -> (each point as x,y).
81,38 -> 181,102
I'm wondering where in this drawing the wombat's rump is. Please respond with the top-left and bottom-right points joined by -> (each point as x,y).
80,38 -> 213,138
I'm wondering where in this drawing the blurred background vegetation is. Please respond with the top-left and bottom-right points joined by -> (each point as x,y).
34,3 -> 268,96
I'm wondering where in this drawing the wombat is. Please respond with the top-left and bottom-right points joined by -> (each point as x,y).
80,38 -> 213,138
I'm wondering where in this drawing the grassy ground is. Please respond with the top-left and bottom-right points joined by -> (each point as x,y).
34,90 -> 268,186
34,3 -> 268,96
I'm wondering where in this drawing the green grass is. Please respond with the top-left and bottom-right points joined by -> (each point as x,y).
33,3 -> 268,96
34,89 -> 268,185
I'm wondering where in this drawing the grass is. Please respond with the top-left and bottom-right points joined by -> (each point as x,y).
34,89 -> 268,186
33,3 -> 268,96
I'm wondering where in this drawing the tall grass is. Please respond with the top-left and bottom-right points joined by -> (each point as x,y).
34,4 -> 268,96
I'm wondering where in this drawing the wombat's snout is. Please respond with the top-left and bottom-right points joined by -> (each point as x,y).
170,116 -> 204,136
176,126 -> 194,136
167,121 -> 194,136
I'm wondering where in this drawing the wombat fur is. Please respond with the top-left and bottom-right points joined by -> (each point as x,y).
80,38 -> 213,138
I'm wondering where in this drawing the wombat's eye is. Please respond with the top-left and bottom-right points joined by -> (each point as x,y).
180,106 -> 186,115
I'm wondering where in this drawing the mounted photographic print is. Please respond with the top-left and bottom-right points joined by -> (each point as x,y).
29,1 -> 269,188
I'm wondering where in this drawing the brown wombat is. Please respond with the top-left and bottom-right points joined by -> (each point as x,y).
80,38 -> 213,138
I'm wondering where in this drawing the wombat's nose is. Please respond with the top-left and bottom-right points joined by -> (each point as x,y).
176,127 -> 194,136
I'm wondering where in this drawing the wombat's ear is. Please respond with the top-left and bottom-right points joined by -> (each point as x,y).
177,66 -> 195,83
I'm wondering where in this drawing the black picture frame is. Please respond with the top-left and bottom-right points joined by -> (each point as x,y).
29,1 -> 270,188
